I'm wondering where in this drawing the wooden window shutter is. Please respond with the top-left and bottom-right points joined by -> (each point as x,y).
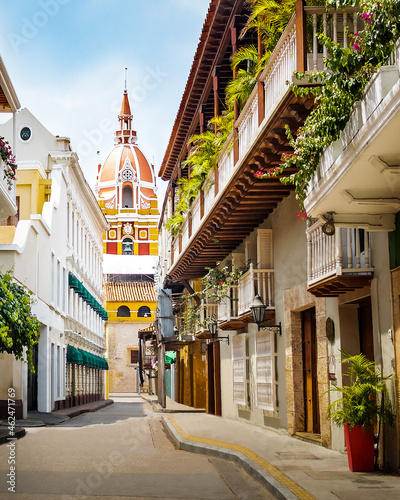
232,334 -> 247,405
257,229 -> 273,269
255,330 -> 274,410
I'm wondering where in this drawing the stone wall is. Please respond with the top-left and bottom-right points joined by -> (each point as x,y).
283,283 -> 331,447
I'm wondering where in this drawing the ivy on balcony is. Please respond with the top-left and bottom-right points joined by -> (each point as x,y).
256,0 -> 400,217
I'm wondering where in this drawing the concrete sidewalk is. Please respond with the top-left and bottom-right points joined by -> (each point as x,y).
157,402 -> 400,500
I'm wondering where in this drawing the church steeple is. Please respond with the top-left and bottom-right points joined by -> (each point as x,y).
115,89 -> 137,145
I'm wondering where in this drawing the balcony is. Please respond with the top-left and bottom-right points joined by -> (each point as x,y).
0,158 -> 17,221
304,43 -> 400,227
218,285 -> 241,331
238,264 -> 275,322
307,219 -> 374,297
165,4 -> 361,281
195,299 -> 218,339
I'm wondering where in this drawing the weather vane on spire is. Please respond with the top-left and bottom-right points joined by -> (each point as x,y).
125,68 -> 128,91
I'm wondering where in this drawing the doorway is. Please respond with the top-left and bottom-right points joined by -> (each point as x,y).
302,307 -> 320,434
358,297 -> 374,361
206,342 -> 221,416
27,343 -> 38,411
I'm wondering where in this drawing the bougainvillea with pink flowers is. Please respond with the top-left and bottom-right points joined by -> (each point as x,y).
0,136 -> 17,190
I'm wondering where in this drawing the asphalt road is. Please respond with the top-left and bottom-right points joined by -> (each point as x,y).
0,394 -> 273,499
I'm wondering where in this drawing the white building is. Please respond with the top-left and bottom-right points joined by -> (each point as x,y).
0,108 -> 108,416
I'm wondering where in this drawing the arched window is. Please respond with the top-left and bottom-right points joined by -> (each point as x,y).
123,185 -> 133,208
138,306 -> 151,318
117,305 -> 130,317
122,238 -> 133,255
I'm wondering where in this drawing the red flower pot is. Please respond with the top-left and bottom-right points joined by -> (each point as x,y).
344,424 -> 375,472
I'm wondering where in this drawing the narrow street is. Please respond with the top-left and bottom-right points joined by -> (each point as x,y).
0,395 -> 272,499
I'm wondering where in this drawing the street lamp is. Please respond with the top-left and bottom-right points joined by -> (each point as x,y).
250,294 -> 282,335
250,295 -> 266,331
208,320 -> 218,339
207,320 -> 229,345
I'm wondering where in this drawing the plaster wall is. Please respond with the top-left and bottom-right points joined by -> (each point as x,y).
220,193 -> 310,432
108,321 -> 145,393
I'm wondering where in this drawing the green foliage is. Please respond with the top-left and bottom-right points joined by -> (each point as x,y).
0,270 -> 41,370
181,302 -> 199,335
166,112 -> 234,237
256,0 -> 400,216
327,352 -> 395,428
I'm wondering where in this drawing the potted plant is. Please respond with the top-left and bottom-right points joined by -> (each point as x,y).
327,352 -> 395,472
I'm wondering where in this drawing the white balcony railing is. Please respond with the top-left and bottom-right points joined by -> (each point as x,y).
262,16 -> 297,119
218,285 -> 239,324
307,220 -> 374,285
238,264 -> 275,316
196,299 -> 218,335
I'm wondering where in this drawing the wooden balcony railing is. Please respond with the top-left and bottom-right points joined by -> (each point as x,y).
167,3 -> 361,270
238,264 -> 275,317
307,219 -> 374,296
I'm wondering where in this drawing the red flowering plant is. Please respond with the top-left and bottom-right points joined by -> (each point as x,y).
0,137 -> 17,190
255,0 -> 400,215
200,261 -> 251,304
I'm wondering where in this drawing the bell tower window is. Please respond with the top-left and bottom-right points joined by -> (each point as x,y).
123,185 -> 133,208
122,237 -> 133,255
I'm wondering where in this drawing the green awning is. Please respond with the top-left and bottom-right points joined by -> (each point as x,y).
66,345 -> 83,365
67,345 -> 108,370
165,351 -> 177,364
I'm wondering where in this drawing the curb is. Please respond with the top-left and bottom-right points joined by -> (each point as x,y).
162,415 -> 316,500
52,399 -> 114,419
140,394 -> 206,413
0,428 -> 26,445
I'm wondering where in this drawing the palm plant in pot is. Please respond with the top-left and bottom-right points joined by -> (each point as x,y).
327,352 -> 395,472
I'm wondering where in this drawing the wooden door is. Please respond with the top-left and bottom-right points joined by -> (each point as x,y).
213,341 -> 222,416
358,297 -> 374,361
206,343 -> 215,414
302,307 -> 320,434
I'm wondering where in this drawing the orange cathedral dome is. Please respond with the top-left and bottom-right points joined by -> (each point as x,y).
96,89 -> 157,211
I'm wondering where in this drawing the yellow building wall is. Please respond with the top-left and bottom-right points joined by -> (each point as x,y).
105,300 -> 157,323
177,341 -> 206,409
16,170 -> 51,219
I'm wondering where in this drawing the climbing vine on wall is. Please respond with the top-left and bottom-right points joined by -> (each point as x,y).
0,271 -> 40,370
255,0 -> 400,217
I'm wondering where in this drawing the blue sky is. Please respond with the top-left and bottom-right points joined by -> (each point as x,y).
0,0 -> 211,194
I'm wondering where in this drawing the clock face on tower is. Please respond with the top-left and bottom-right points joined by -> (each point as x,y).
122,169 -> 133,180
